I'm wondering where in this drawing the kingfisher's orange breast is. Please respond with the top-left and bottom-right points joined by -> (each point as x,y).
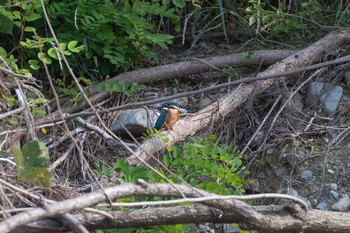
160,108 -> 180,130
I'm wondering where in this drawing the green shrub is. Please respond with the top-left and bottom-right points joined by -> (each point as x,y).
113,134 -> 249,232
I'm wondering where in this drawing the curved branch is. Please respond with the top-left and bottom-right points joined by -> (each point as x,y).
5,183 -> 350,233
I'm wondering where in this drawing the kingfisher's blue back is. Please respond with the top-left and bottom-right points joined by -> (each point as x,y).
154,108 -> 169,130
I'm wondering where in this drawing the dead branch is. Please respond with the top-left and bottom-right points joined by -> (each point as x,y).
4,182 -> 350,233
48,50 -> 296,117
126,31 -> 350,165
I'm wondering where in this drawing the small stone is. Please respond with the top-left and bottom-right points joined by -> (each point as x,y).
248,179 -> 261,193
111,108 -> 159,137
257,171 -> 266,179
331,194 -> 350,212
198,97 -> 212,109
252,131 -> 265,144
327,169 -> 335,174
275,167 -> 287,177
266,147 -> 276,155
222,224 -> 240,233
330,183 -> 338,191
329,129 -> 340,140
344,71 -> 350,88
287,188 -> 299,197
316,202 -> 328,211
306,82 -> 343,115
330,190 -> 340,198
297,150 -> 306,159
301,170 -> 313,183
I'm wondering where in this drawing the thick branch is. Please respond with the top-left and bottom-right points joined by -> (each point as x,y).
7,184 -> 350,233
48,50 -> 296,117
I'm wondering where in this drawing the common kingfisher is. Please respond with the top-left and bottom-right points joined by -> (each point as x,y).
154,100 -> 181,130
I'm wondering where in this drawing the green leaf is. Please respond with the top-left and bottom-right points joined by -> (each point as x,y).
47,48 -> 58,59
121,80 -> 130,92
24,26 -> 35,32
102,164 -> 110,177
93,169 -> 102,177
68,40 -> 78,50
0,14 -> 13,35
67,41 -> 83,53
12,11 -> 21,19
172,0 -> 185,8
163,154 -> 171,167
31,106 -> 46,118
22,140 -> 50,168
124,90 -> 133,96
97,83 -> 104,92
38,52 -> 52,64
59,43 -> 67,51
112,80 -> 122,92
0,47 -> 8,57
25,12 -> 41,22
12,146 -> 24,176
20,167 -> 52,188
13,140 -> 52,188
28,60 -> 40,70
114,159 -> 129,173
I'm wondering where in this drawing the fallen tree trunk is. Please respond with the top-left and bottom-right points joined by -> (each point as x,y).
6,183 -> 350,233
126,30 -> 350,165
48,50 -> 296,118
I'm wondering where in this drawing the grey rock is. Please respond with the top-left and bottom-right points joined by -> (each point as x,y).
222,224 -> 240,233
306,82 -> 343,115
287,188 -> 299,197
316,202 -> 328,210
331,194 -> 350,212
111,108 -> 159,137
329,129 -> 340,140
248,179 -> 261,193
330,190 -> 340,198
330,183 -> 338,191
297,150 -> 306,159
344,71 -> 350,88
277,188 -> 311,208
199,97 -> 212,109
252,131 -> 265,144
275,167 -> 287,177
341,143 -> 350,156
266,146 -> 277,155
301,170 -> 313,183
327,169 -> 335,174
197,225 -> 214,233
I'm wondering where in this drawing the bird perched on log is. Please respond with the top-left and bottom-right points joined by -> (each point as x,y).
154,100 -> 181,130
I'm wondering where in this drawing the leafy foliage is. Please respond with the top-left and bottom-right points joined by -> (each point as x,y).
112,134 -> 249,232
97,80 -> 145,96
244,0 -> 346,41
0,0 -> 182,99
12,140 -> 52,188
165,134 -> 249,195
46,0 -> 179,76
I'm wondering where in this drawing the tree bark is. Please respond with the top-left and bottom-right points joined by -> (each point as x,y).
126,30 -> 350,165
5,183 -> 350,233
